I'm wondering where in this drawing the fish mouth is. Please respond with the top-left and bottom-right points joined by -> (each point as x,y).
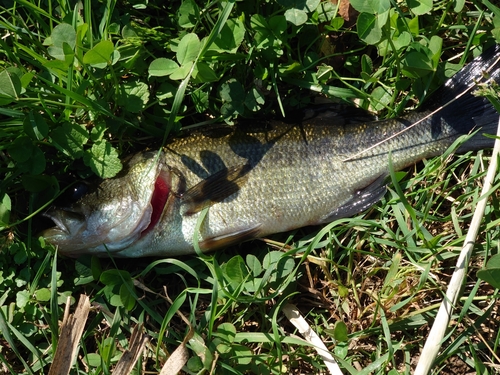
43,166 -> 172,255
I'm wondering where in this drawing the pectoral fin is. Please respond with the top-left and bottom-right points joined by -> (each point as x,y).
199,224 -> 262,250
181,164 -> 251,216
317,175 -> 387,224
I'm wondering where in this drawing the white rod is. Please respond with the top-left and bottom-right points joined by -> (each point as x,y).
414,116 -> 500,375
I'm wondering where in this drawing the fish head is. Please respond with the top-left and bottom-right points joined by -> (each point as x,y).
42,151 -> 171,256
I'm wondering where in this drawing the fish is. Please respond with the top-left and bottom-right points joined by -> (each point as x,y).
42,45 -> 500,257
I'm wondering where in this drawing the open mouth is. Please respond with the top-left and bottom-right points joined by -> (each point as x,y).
141,171 -> 170,236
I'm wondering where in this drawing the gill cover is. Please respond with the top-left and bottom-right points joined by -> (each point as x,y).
43,152 -> 169,255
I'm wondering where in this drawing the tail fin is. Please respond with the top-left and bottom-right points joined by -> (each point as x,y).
424,44 -> 500,150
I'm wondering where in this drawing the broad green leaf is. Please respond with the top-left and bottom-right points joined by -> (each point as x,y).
361,54 -> 373,74
108,22 -> 121,35
192,89 -> 209,112
74,257 -> 95,286
232,344 -> 252,365
357,13 -> 382,45
189,333 -> 213,369
244,87 -> 265,111
477,254 -> 500,289
19,147 -> 46,175
83,40 -> 115,68
18,323 -> 36,337
285,9 -> 308,26
428,35 -> 443,67
214,322 -> 237,343
109,292 -> 122,307
220,79 -> 245,102
493,27 -> 500,43
50,122 -> 89,158
305,0 -> 321,12
370,86 -> 392,111
194,62 -> 219,82
317,2 -> 337,23
269,15 -> 287,34
91,257 -> 102,281
350,0 -> 390,14
225,256 -> 247,283
401,50 -> 435,78
100,269 -> 132,286
34,288 -> 51,302
316,1 -> 337,23
210,18 -> 245,53
169,62 -> 194,80
329,16 -> 344,31
187,357 -> 204,372
47,42 -> 74,63
246,254 -> 262,277
122,23 -> 138,38
9,136 -> 34,162
377,9 -> 390,26
83,140 -> 122,178
85,353 -> 102,367
90,122 -> 107,142
177,33 -> 201,65
178,0 -> 200,28
148,58 -> 179,77
63,42 -> 75,65
12,242 -> 27,265
0,69 -> 22,104
115,81 -> 150,113
316,65 -> 333,82
16,290 -> 30,309
0,193 -> 11,227
49,23 -> 76,50
110,50 -> 120,65
20,71 -> 35,89
220,79 -> 246,117
119,282 -> 136,311
23,112 -> 48,141
251,15 -> 274,49
277,0 -> 320,12
263,251 -> 295,282
394,31 -> 412,51
250,14 -> 268,30
408,0 -> 433,15
333,321 -> 349,342
216,342 -> 232,354
453,0 -> 465,12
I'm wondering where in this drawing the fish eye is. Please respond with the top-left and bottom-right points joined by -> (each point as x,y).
70,183 -> 89,202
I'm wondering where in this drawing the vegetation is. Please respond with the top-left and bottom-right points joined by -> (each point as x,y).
1,0 -> 500,373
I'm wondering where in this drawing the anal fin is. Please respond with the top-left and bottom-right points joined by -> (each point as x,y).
317,175 -> 387,224
199,224 -> 262,250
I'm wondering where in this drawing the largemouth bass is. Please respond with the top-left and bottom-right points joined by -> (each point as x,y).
43,46 -> 500,257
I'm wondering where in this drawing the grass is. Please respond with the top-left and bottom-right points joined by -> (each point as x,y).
1,0 -> 500,374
